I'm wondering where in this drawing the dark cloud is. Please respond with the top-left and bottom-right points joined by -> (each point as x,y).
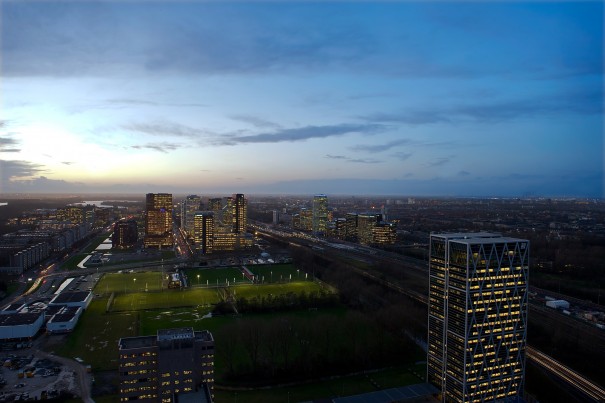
2,175 -> 85,193
427,157 -> 450,167
362,111 -> 451,125
350,139 -> 411,153
392,152 -> 413,161
364,89 -> 602,126
348,158 -> 382,164
124,122 -> 209,138
325,154 -> 382,164
229,115 -> 281,129
219,124 -> 384,145
0,159 -> 46,182
130,143 -> 181,153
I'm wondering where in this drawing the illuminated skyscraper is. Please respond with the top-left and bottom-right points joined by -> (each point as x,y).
193,212 -> 214,254
181,195 -> 202,237
312,194 -> 328,235
427,233 -> 529,403
144,193 -> 173,248
232,193 -> 247,234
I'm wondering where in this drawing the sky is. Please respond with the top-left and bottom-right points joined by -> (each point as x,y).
0,1 -> 603,197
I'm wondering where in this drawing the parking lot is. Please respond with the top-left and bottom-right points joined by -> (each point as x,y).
0,349 -> 78,401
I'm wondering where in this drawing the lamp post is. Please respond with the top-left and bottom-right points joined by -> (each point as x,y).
271,271 -> 273,283
297,269 -> 299,280
197,274 -> 200,286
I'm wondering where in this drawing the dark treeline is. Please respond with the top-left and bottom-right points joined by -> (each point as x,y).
213,246 -> 427,384
215,310 -> 420,384
213,289 -> 338,315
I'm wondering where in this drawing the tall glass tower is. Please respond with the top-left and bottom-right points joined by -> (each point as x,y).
312,194 -> 328,235
427,233 -> 529,403
144,193 -> 173,248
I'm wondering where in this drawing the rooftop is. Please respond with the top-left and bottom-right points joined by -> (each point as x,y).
0,312 -> 44,326
50,291 -> 91,304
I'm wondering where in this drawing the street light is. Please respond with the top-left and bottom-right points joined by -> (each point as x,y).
133,278 -> 136,290
197,274 -> 200,285
271,271 -> 273,283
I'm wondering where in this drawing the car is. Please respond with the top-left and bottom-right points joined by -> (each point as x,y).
14,383 -> 25,388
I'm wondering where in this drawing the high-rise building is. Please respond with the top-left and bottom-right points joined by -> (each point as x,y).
299,208 -> 313,231
356,213 -> 382,245
193,212 -> 214,254
345,213 -> 358,241
312,194 -> 328,235
112,220 -> 138,249
208,198 -> 222,212
118,327 -> 214,402
144,193 -> 173,248
181,195 -> 202,237
232,193 -> 247,234
427,232 -> 529,403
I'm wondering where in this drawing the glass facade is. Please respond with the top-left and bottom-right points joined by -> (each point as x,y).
428,233 -> 529,403
144,193 -> 173,248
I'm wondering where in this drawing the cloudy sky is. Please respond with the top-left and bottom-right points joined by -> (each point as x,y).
1,1 -> 602,197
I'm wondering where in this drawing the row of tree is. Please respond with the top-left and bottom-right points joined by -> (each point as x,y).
215,310 -> 419,384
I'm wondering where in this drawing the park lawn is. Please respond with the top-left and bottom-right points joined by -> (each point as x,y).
214,366 -> 424,403
55,299 -> 137,371
138,306 -> 224,335
248,264 -> 306,283
231,281 -> 326,300
96,272 -> 164,294
111,288 -> 221,311
184,267 -> 249,287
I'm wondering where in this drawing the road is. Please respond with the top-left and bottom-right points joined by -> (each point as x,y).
252,225 -> 605,401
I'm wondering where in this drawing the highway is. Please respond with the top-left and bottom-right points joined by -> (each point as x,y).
527,346 -> 605,401
252,224 -> 605,402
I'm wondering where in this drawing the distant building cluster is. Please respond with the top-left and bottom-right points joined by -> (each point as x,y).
291,195 -> 397,246
0,204 -> 109,274
174,193 -> 252,254
118,327 -> 214,402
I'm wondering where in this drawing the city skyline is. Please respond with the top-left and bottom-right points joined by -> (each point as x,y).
1,1 -> 603,197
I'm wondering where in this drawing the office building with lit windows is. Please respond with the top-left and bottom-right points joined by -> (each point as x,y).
427,233 -> 529,403
112,220 -> 138,249
312,194 -> 328,235
144,193 -> 173,248
181,195 -> 202,237
119,327 -> 214,402
193,212 -> 214,255
232,193 -> 247,234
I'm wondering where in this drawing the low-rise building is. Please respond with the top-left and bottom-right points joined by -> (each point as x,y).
118,327 -> 214,402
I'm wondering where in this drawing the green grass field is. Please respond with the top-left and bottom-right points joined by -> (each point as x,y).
111,288 -> 221,311
95,272 -> 165,294
184,267 -> 251,286
247,264 -> 307,283
55,299 -> 137,371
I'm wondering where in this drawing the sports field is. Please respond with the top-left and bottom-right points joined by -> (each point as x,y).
95,272 -> 164,294
247,264 -> 307,283
111,288 -> 221,311
183,267 -> 251,286
231,281 -> 324,300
